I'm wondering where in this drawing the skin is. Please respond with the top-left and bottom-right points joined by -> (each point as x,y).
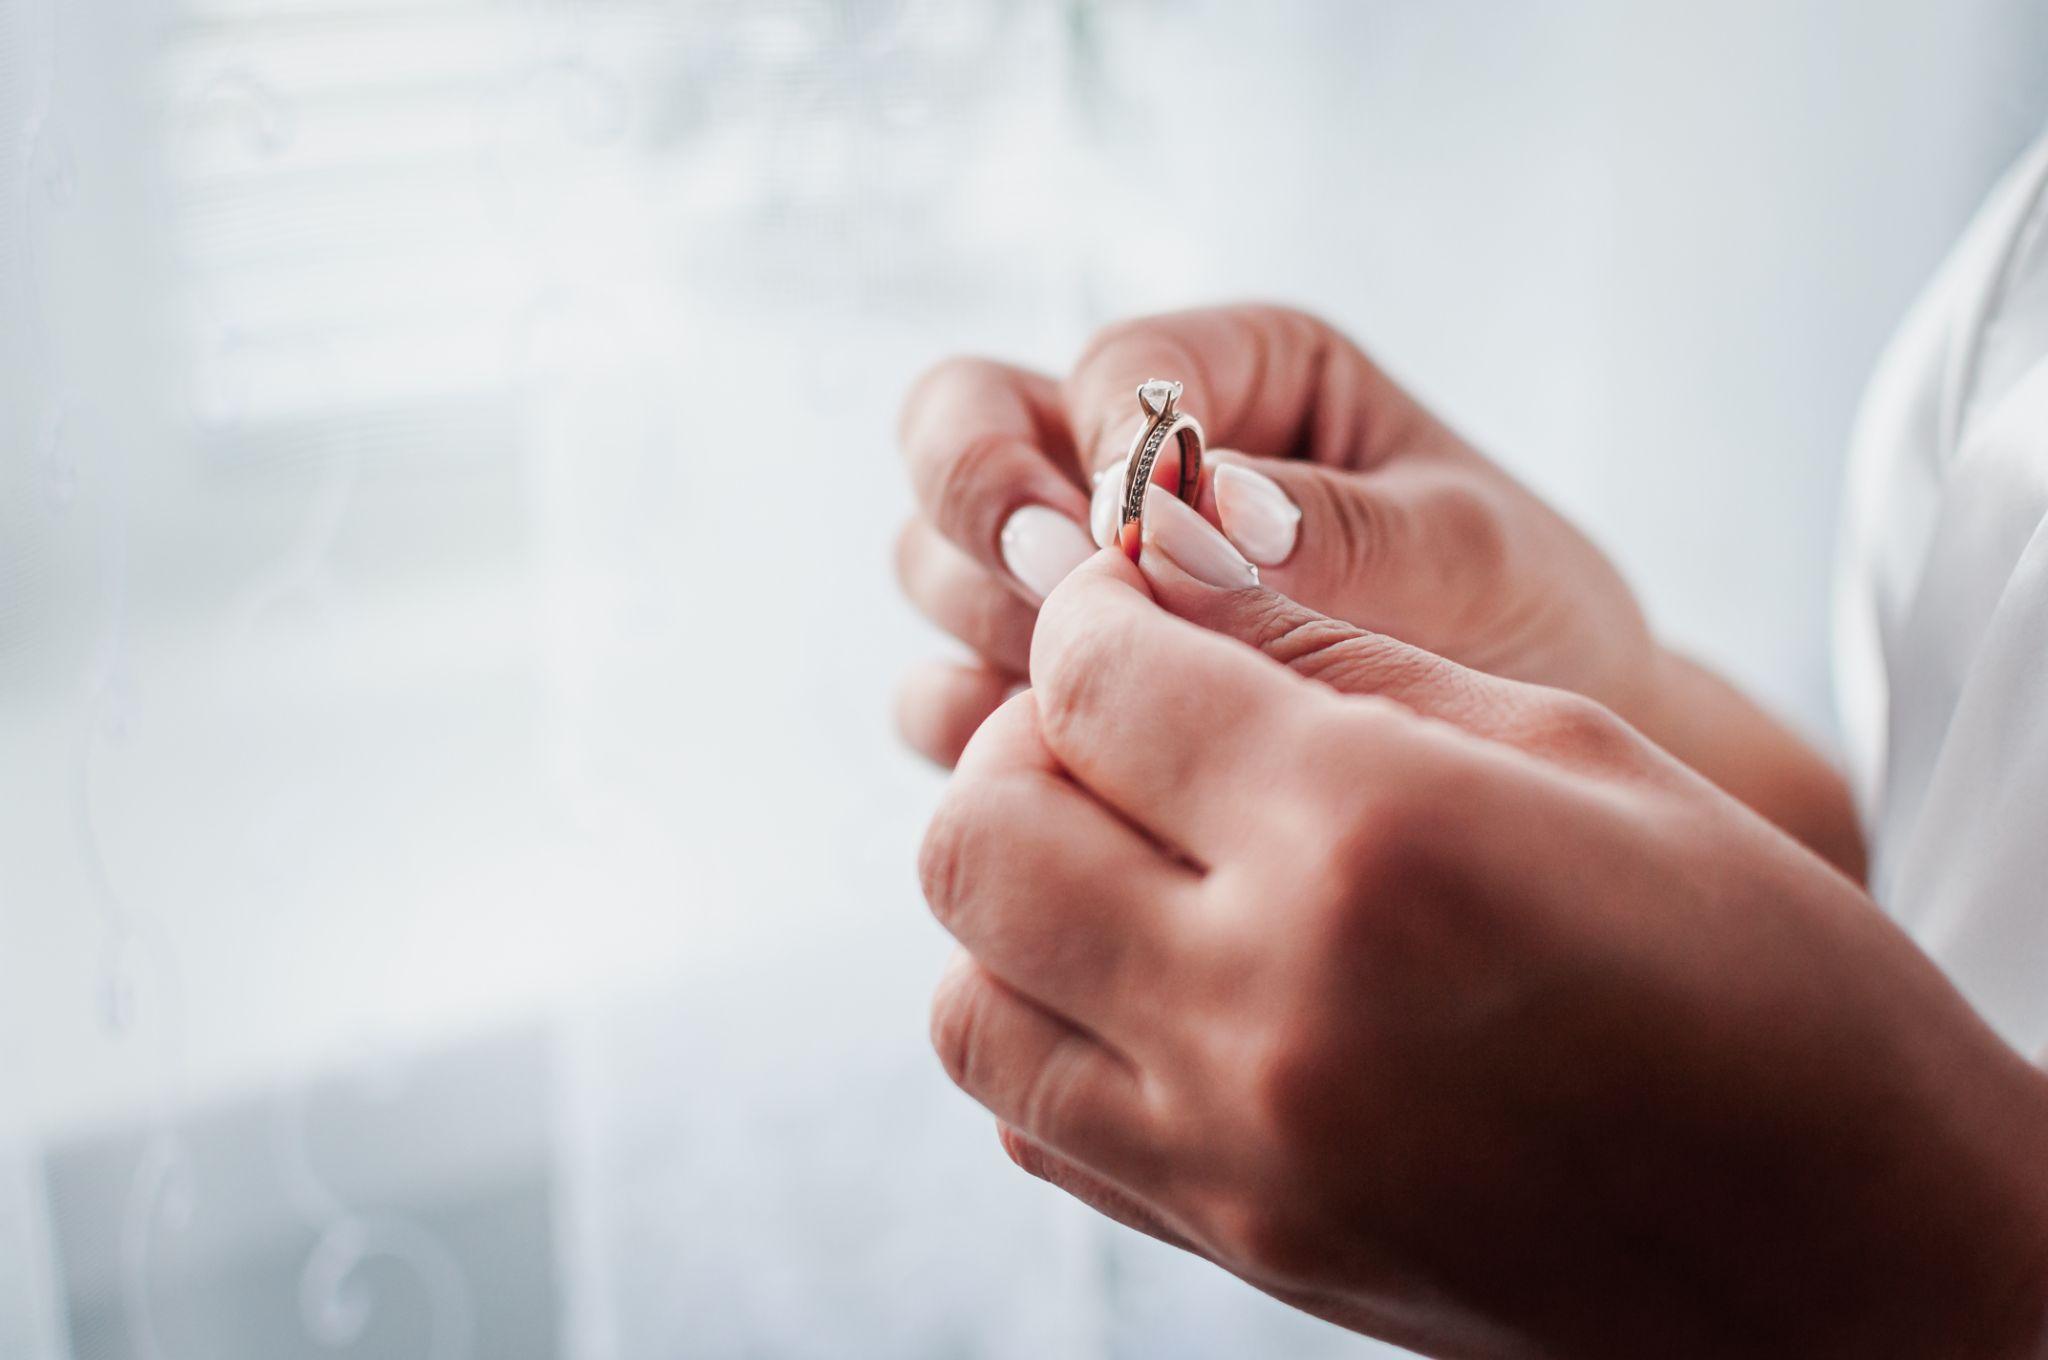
895,304 -> 1864,878
896,306 -> 2048,1353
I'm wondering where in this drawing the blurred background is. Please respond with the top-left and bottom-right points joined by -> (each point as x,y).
2,1 -> 2044,1356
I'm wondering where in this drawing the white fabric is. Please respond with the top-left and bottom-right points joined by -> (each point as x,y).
1838,128 -> 2048,1054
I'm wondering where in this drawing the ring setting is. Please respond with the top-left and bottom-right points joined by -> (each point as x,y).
1117,379 -> 1205,560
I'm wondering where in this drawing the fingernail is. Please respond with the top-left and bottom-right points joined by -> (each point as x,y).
1213,462 -> 1302,566
1140,485 -> 1259,589
1089,459 -> 1124,549
1000,504 -> 1095,601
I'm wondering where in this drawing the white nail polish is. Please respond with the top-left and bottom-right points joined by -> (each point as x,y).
1140,485 -> 1259,589
1000,504 -> 1095,601
1213,462 -> 1302,566
1089,459 -> 1125,549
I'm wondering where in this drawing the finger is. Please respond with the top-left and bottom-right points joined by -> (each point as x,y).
1062,304 -> 1439,477
1134,521 -> 1615,762
1027,539 -> 1343,861
923,693 -> 1199,1033
996,1123 -> 1417,1350
895,517 -> 1037,673
896,659 -> 1016,768
900,357 -> 1094,600
1137,522 -> 1496,725
997,1125 -> 1202,1256
1205,452 -> 1512,657
930,951 -> 1159,1188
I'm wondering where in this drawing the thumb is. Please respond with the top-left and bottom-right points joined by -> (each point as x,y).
1199,451 -> 1506,657
1133,487 -> 1525,740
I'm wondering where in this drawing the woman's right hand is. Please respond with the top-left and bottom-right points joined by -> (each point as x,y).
895,304 -> 1862,876
919,544 -> 2045,1359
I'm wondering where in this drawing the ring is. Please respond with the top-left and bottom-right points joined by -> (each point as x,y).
1117,379 -> 1205,560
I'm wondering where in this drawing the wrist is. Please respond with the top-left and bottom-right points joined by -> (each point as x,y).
1899,1053 -> 2048,1360
1972,1061 -> 2048,1359
1630,643 -> 1867,880
1752,1053 -> 2048,1360
1703,987 -> 2048,1359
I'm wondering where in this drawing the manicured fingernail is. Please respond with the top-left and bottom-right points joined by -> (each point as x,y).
1140,485 -> 1259,589
1089,459 -> 1124,549
1000,504 -> 1094,601
1213,462 -> 1301,566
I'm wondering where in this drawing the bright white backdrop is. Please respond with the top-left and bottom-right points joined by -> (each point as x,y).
2,2 -> 2043,1356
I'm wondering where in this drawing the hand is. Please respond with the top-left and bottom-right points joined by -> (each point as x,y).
895,305 -> 1862,877
894,305 -> 1638,752
920,516 -> 2048,1359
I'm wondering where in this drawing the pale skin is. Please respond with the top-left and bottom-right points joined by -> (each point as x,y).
894,305 -> 2048,1356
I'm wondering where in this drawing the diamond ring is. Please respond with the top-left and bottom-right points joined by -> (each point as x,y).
1117,379 -> 1205,560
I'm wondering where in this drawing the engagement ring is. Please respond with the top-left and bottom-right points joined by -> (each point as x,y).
1117,379 -> 1205,560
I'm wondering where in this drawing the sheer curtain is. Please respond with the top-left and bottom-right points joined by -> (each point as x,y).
2,2 -> 2042,1357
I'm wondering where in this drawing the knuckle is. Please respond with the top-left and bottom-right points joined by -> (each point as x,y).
997,1124 -> 1047,1178
1216,1041 -> 1366,1287
1245,1024 -> 1326,1139
1347,701 -> 1466,812
1018,1037 -> 1091,1142
1277,707 -> 1450,919
1295,634 -> 1434,699
1234,595 -> 1463,709
1289,625 -> 1489,736
928,966 -> 985,1089
1282,801 -> 1430,956
1343,690 -> 1413,730
917,787 -> 984,930
1324,787 -> 1425,890
1370,645 -> 1461,701
1319,474 -> 1396,587
973,685 -> 1045,755
1242,597 -> 1364,673
1205,1194 -> 1322,1286
1520,690 -> 1630,765
1431,479 -> 1509,588
917,767 -> 1041,933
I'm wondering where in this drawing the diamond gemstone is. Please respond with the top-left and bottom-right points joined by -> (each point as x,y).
1138,379 -> 1181,416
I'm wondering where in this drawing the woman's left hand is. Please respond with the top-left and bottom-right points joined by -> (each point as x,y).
921,497 -> 2048,1359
